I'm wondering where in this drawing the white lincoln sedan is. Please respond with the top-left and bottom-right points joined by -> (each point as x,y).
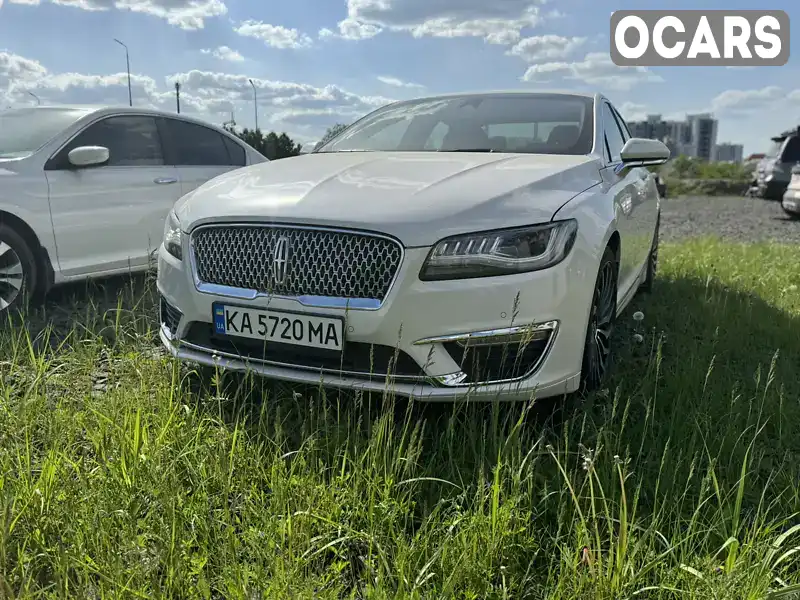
157,91 -> 669,401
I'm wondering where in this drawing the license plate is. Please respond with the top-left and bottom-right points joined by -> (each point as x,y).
212,303 -> 344,351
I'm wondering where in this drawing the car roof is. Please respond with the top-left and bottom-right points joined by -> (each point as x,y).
416,89 -> 596,99
3,104 -> 231,132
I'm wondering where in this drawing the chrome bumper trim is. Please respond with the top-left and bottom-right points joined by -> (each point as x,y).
413,320 -> 558,347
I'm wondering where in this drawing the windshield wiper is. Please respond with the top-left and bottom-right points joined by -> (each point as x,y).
439,148 -> 495,153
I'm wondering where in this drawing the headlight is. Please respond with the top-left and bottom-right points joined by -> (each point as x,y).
163,210 -> 183,260
419,219 -> 578,281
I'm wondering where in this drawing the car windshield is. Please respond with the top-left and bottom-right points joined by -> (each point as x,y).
765,139 -> 784,159
0,107 -> 88,158
317,94 -> 594,156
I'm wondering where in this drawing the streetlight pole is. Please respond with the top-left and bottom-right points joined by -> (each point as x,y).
114,38 -> 133,107
27,91 -> 40,105
248,79 -> 258,131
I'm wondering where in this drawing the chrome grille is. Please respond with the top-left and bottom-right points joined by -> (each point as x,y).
191,225 -> 403,301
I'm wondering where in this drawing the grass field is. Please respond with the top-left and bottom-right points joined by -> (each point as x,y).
2,237 -> 800,599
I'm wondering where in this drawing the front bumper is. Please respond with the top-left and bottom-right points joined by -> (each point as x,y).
156,235 -> 596,402
782,188 -> 800,215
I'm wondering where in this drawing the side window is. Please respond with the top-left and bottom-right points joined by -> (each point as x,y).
610,106 -> 631,140
222,135 -> 246,166
162,119 -> 232,166
781,136 -> 800,163
54,115 -> 164,168
603,103 -> 626,163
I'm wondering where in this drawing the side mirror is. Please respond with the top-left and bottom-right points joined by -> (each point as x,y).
299,141 -> 319,155
68,145 -> 109,168
619,138 -> 670,168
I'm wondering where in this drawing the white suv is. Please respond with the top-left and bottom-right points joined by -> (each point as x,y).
0,105 -> 265,313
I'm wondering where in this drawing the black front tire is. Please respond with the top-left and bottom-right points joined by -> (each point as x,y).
579,245 -> 619,395
782,204 -> 800,220
0,224 -> 38,317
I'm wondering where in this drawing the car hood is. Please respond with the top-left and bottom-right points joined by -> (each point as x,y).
175,151 -> 602,247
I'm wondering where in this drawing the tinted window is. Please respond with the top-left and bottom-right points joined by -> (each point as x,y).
162,119 -> 231,166
0,107 -> 89,158
603,103 -> 626,163
222,135 -> 246,166
781,136 -> 800,163
59,115 -> 163,167
318,94 -> 594,155
610,106 -> 631,140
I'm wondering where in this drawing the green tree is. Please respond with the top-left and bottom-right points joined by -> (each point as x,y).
317,123 -> 348,149
229,127 -> 302,160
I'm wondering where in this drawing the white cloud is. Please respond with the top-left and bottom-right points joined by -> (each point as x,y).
201,46 -> 244,62
234,20 -> 313,49
710,86 -> 786,114
507,35 -> 586,62
329,0 -> 549,44
0,51 -> 392,136
171,70 -> 392,119
6,0 -> 226,29
522,52 -> 664,91
617,101 -> 648,122
376,75 -> 424,89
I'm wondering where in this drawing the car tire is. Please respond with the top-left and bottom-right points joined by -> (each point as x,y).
579,245 -> 618,395
0,224 -> 38,317
639,215 -> 659,294
782,204 -> 800,220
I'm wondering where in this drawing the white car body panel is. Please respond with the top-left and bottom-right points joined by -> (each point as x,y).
0,105 -> 265,288
174,152 -> 603,246
156,91 -> 664,402
45,164 -> 182,275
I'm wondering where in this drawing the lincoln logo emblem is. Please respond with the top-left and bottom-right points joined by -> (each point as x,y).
272,236 -> 291,287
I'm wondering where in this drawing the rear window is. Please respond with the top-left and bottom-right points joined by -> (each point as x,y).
780,136 -> 800,163
0,107 -> 88,158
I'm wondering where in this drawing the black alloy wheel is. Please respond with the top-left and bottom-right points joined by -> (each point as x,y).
580,245 -> 618,394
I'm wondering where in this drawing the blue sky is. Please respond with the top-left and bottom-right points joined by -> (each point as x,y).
0,0 -> 797,155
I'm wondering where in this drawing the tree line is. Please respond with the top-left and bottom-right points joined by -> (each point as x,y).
223,123 -> 348,161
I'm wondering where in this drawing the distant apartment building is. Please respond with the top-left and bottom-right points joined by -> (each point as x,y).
686,114 -> 718,161
626,113 -> 719,160
713,143 -> 744,163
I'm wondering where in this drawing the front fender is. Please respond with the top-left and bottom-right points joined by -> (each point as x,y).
553,183 -> 619,266
0,168 -> 59,277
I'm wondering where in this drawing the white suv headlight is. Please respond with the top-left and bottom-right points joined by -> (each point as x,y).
419,219 -> 578,281
163,210 -> 183,260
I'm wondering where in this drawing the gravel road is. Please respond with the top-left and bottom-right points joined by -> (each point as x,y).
660,195 -> 800,244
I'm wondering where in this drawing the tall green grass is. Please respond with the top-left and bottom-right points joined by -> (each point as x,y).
1,237 -> 800,599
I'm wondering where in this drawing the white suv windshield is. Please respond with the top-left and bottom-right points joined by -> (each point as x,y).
765,140 -> 784,159
0,107 -> 88,158
317,94 -> 594,156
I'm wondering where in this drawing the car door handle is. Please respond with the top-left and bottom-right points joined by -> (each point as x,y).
154,177 -> 177,185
